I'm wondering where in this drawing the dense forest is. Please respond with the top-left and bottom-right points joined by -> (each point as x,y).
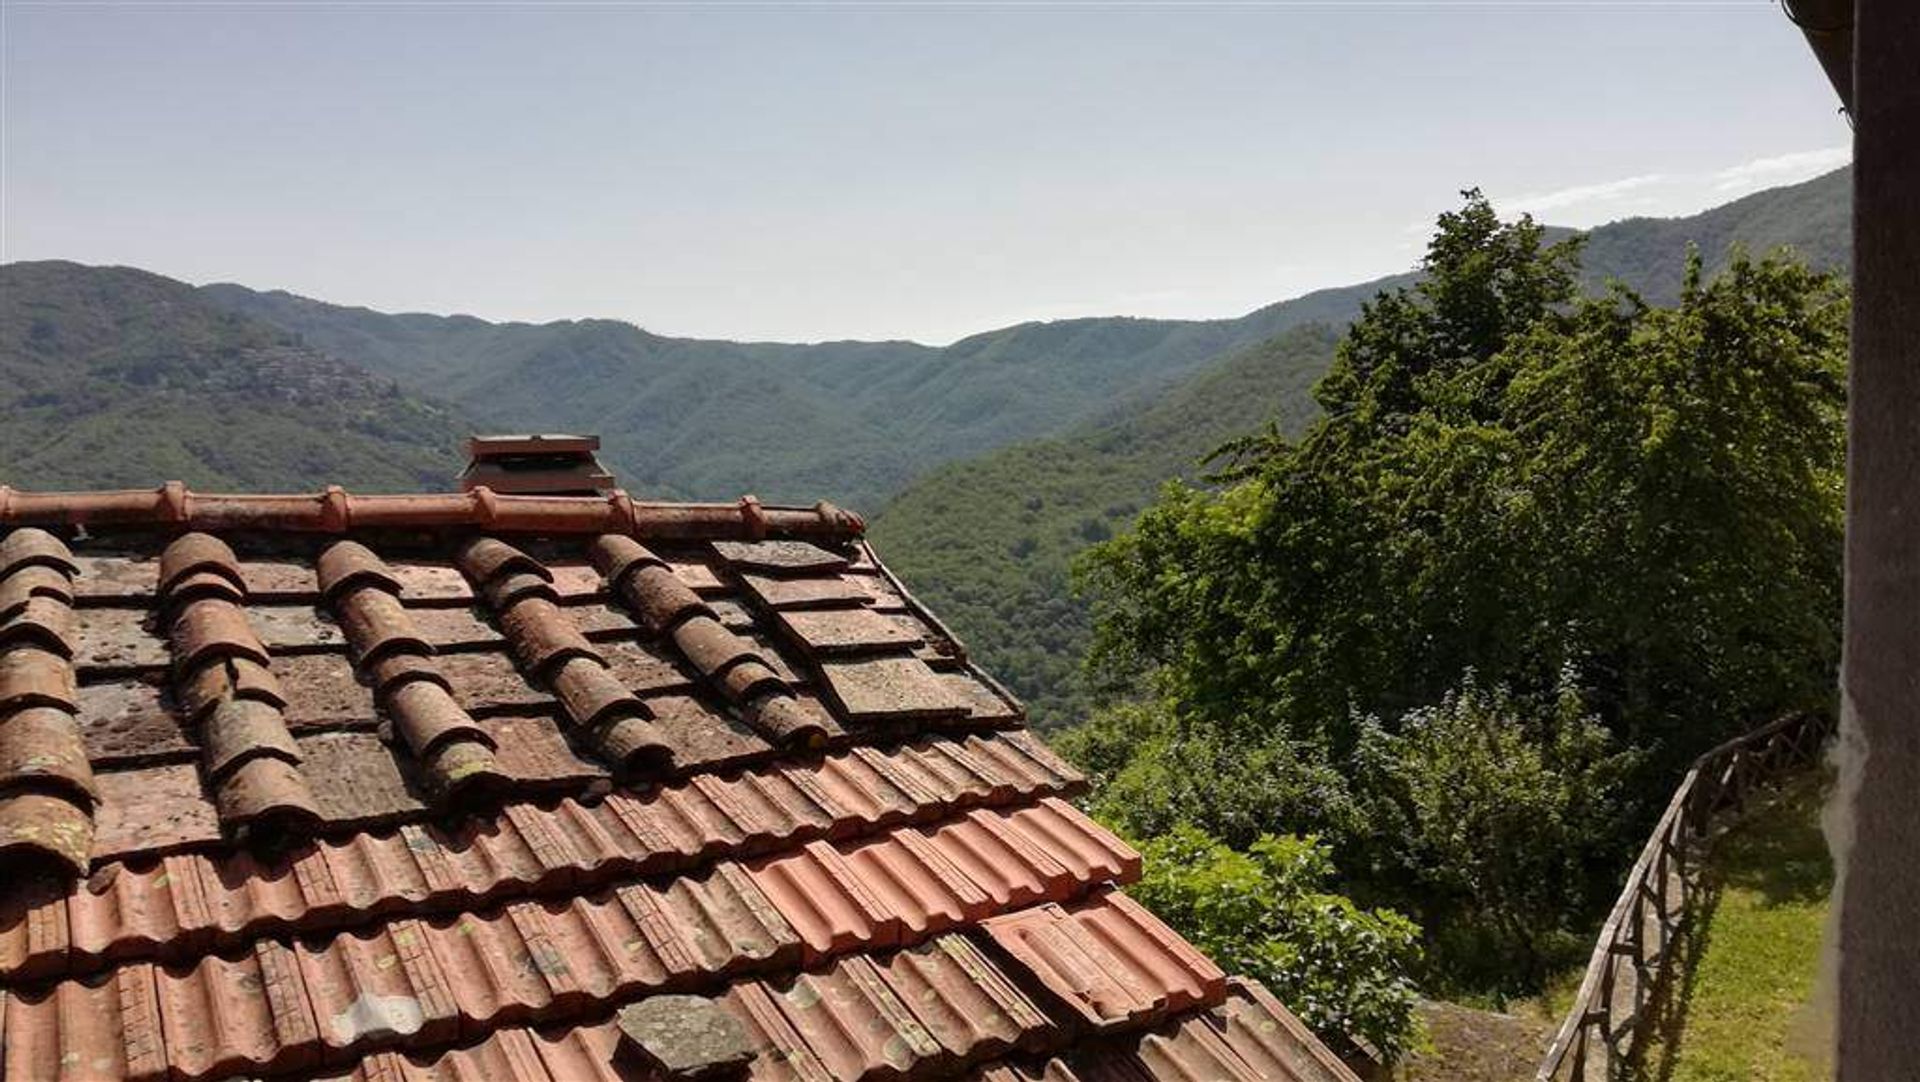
1058,193 -> 1847,1055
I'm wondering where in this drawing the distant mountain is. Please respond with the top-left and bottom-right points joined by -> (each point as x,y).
869,167 -> 1854,728
198,277 -> 1416,511
1,262 -> 469,492
1570,165 -> 1850,304
193,169 -> 1849,514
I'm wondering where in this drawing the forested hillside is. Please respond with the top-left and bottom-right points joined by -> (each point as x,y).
199,279 -> 1399,509
871,326 -> 1339,725
0,262 -> 469,491
871,168 -> 1853,729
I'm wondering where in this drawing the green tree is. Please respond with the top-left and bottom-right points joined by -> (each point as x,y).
1071,192 -> 1847,991
1130,826 -> 1423,1061
1351,671 -> 1640,991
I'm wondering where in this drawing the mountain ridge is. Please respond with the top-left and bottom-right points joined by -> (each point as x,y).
184,167 -> 1849,510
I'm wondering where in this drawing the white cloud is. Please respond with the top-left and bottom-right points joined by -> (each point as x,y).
1504,173 -> 1671,217
1490,147 -> 1851,229
1711,147 -> 1852,191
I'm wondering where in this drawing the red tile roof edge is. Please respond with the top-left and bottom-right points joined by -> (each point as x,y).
0,485 -> 865,540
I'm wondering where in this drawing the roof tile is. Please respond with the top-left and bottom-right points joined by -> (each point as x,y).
711,540 -> 851,575
778,608 -> 926,657
768,955 -> 943,1082
0,595 -> 76,657
1201,979 -> 1358,1082
156,941 -> 321,1077
818,657 -> 971,726
0,875 -> 73,982
154,532 -> 243,596
876,935 -> 1051,1063
841,829 -> 993,937
168,598 -> 271,671
749,840 -> 903,961
0,527 -> 81,579
981,891 -> 1226,1031
1,963 -> 167,1082
1,644 -> 79,713
0,563 -> 74,619
1,704 -> 97,805
334,588 -> 433,665
922,811 -> 1075,910
741,573 -> 872,611
299,920 -> 461,1060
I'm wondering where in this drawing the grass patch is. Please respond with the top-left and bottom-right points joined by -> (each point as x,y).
1649,770 -> 1834,1082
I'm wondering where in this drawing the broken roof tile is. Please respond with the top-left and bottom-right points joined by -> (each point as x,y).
177,654 -> 286,721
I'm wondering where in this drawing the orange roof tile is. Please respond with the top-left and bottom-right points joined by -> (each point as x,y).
0,486 -> 1357,1082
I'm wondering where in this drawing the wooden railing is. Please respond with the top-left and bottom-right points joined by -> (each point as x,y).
1535,711 -> 1835,1081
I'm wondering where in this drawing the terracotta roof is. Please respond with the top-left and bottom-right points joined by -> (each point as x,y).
0,484 -> 1358,1082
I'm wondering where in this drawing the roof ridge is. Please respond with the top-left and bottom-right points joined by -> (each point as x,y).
0,485 -> 864,539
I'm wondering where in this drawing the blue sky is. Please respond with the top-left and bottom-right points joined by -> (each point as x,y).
1,2 -> 1847,344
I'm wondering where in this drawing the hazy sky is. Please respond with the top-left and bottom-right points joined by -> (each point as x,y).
2,2 -> 1848,344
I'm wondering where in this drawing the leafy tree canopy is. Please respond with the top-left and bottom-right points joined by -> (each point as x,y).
1072,190 -> 1847,1001
1080,190 -> 1845,761
1130,826 -> 1423,1061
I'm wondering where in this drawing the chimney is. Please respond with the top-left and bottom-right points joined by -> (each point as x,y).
459,434 -> 617,495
